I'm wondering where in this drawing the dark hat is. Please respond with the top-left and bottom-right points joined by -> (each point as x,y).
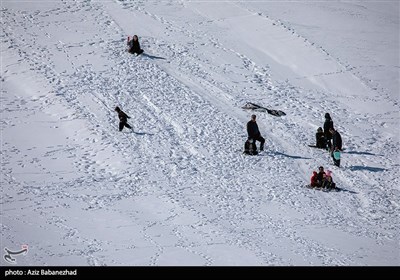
325,113 -> 331,119
115,106 -> 120,112
251,114 -> 256,119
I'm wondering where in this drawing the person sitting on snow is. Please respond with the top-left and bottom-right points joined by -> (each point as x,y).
316,166 -> 326,187
321,170 -> 337,190
310,171 -> 318,187
316,127 -> 326,149
127,35 -> 144,56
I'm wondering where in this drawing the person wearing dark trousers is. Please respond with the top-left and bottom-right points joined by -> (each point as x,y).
247,114 -> 265,152
115,106 -> 132,132
323,113 -> 334,150
330,128 -> 342,167
316,127 -> 326,149
127,35 -> 144,56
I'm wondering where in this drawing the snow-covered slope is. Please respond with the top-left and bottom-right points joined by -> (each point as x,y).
1,1 -> 399,266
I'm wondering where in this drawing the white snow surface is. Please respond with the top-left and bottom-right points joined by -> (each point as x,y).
1,0 -> 399,266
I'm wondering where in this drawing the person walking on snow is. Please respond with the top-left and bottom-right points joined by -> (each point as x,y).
247,114 -> 265,152
127,35 -> 144,56
115,106 -> 132,132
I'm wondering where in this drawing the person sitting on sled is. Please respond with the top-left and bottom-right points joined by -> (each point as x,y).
309,166 -> 325,188
321,170 -> 337,190
310,171 -> 318,187
316,166 -> 326,187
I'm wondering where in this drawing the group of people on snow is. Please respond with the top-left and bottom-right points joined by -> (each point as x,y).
310,113 -> 343,190
240,111 -> 342,190
315,113 -> 343,167
310,166 -> 337,190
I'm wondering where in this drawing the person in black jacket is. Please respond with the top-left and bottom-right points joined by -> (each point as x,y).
127,35 -> 144,55
247,114 -> 265,152
316,166 -> 326,188
115,106 -> 132,132
330,128 -> 342,150
323,113 -> 334,149
330,128 -> 342,167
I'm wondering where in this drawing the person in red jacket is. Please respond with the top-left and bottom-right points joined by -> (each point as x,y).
115,106 -> 132,132
310,171 -> 318,187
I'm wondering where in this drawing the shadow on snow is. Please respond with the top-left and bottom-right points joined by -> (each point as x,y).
346,150 -> 381,156
338,188 -> 358,194
348,166 -> 387,172
133,131 -> 154,136
142,53 -> 166,60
